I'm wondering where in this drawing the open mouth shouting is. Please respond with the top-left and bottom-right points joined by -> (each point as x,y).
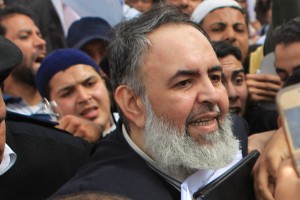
33,53 -> 46,70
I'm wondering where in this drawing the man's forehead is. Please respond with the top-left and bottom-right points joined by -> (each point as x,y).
146,23 -> 208,48
204,7 -> 245,22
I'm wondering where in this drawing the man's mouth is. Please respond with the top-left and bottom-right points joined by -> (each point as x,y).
35,54 -> 46,63
190,118 -> 216,126
80,106 -> 99,120
187,112 -> 220,132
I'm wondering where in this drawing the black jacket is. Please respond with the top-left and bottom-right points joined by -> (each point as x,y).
0,112 -> 92,200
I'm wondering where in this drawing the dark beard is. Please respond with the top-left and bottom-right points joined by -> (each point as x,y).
10,64 -> 36,88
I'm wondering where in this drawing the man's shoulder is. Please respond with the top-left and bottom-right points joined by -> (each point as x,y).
1,113 -> 92,200
5,111 -> 92,150
6,111 -> 58,127
53,128 -> 179,200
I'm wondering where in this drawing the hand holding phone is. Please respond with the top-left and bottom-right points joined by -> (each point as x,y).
276,83 -> 300,177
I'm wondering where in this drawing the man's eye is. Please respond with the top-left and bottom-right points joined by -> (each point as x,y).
210,74 -> 221,83
211,27 -> 223,32
235,28 -> 246,33
19,35 -> 29,40
84,80 -> 97,88
175,80 -> 192,88
234,25 -> 247,33
233,77 -> 244,85
60,91 -> 71,98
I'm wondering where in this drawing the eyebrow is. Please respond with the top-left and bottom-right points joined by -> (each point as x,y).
168,69 -> 200,82
57,75 -> 98,91
208,65 -> 223,73
17,29 -> 32,34
231,68 -> 245,76
168,65 -> 222,83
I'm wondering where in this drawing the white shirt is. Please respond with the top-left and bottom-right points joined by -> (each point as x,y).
0,144 -> 16,175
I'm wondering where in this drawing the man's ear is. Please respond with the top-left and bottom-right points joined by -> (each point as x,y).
114,85 -> 145,128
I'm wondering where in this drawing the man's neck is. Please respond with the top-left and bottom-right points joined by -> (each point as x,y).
127,124 -> 149,155
4,76 -> 42,106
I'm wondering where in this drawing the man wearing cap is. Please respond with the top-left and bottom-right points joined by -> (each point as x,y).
67,17 -> 112,68
191,0 -> 282,102
0,36 -> 92,199
35,48 -> 115,142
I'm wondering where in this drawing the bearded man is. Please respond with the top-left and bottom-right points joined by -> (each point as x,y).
0,6 -> 47,117
52,4 -> 248,200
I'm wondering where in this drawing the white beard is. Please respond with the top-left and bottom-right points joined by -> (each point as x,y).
143,96 -> 240,180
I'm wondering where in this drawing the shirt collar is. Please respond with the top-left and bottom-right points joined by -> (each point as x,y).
0,144 -> 17,175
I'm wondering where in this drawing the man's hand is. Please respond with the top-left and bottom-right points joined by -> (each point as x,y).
275,159 -> 300,200
252,127 -> 290,200
248,130 -> 275,153
56,115 -> 104,142
246,74 -> 282,102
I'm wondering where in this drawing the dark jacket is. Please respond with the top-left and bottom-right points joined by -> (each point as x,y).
0,112 -> 92,200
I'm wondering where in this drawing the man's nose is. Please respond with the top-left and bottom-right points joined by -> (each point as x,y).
226,82 -> 239,102
223,27 -> 236,44
196,78 -> 220,104
34,35 -> 46,49
77,87 -> 92,104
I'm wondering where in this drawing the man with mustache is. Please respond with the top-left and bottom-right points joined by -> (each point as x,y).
0,6 -> 49,118
52,4 -> 248,199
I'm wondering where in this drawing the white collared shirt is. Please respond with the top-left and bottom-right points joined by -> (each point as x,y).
0,144 -> 16,175
122,124 -> 242,200
181,151 -> 242,200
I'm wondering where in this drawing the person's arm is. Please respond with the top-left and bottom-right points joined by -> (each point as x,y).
275,159 -> 300,200
252,127 -> 290,200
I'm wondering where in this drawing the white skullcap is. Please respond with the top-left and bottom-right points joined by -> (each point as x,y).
191,0 -> 241,24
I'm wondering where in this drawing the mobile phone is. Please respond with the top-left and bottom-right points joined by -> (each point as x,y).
276,83 -> 300,177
